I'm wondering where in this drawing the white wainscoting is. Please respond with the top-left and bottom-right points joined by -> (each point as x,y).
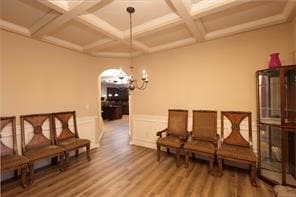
1,116 -> 99,180
130,114 -> 258,154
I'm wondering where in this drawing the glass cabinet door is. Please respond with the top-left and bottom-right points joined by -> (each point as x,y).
259,124 -> 282,184
283,68 -> 296,126
258,70 -> 281,125
284,129 -> 296,186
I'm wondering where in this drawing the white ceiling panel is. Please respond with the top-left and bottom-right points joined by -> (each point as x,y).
52,20 -> 109,46
0,0 -> 55,28
90,0 -> 175,31
200,0 -> 287,32
138,24 -> 192,47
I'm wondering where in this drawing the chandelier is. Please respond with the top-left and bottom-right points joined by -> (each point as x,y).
127,7 -> 149,91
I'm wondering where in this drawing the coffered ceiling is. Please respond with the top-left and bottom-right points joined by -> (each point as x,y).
1,0 -> 295,58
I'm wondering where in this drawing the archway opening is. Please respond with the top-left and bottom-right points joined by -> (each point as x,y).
98,68 -> 130,145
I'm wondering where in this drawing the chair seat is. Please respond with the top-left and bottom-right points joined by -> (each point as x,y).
217,144 -> 256,162
58,138 -> 90,151
1,155 -> 29,170
156,136 -> 184,148
24,145 -> 65,162
184,140 -> 216,154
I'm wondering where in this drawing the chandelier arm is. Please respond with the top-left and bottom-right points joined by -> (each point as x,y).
135,80 -> 147,90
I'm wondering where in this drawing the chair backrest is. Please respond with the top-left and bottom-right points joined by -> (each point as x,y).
52,111 -> 78,143
20,113 -> 54,153
167,109 -> 188,137
0,116 -> 17,156
192,110 -> 217,142
221,111 -> 252,147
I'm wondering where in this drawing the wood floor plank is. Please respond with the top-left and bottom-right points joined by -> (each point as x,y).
1,116 -> 275,197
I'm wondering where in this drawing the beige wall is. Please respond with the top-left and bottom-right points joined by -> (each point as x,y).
1,22 -> 294,125
132,23 -> 294,119
0,30 -> 129,120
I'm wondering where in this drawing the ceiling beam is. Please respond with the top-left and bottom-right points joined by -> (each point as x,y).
78,14 -> 150,53
37,0 -> 68,13
30,10 -> 60,34
168,0 -> 203,41
32,0 -> 102,38
282,1 -> 296,21
77,14 -> 123,40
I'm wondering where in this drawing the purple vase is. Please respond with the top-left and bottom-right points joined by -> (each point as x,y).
269,53 -> 281,69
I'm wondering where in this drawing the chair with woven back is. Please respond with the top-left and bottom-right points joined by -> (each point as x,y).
20,113 -> 65,184
1,116 -> 29,187
52,111 -> 90,167
184,110 -> 218,175
217,111 -> 257,186
156,109 -> 188,167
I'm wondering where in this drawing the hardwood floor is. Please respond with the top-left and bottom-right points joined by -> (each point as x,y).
1,116 -> 274,197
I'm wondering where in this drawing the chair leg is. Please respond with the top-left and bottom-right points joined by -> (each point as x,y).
218,158 -> 223,177
14,169 -> 18,179
176,149 -> 180,168
184,151 -> 189,168
157,145 -> 161,162
251,164 -> 257,187
65,152 -> 70,167
60,154 -> 65,172
28,163 -> 34,184
75,149 -> 79,157
21,167 -> 27,188
51,156 -> 58,165
192,153 -> 195,160
209,157 -> 214,176
86,144 -> 91,161
167,148 -> 170,155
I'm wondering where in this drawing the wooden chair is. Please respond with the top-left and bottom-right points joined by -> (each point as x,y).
156,109 -> 188,167
184,110 -> 218,175
52,111 -> 90,167
216,111 -> 257,186
20,113 -> 65,184
1,116 -> 29,188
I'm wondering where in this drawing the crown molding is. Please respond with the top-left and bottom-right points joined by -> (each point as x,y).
91,51 -> 141,58
150,37 -> 195,53
41,35 -> 83,52
205,14 -> 287,40
0,19 -> 31,36
83,38 -> 114,52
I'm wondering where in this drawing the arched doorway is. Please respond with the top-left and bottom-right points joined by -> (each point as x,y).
98,68 -> 130,144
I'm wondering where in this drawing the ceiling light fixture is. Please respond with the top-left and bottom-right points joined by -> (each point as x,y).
127,7 -> 149,91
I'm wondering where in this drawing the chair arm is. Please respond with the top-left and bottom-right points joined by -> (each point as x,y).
214,134 -> 220,146
180,131 -> 190,141
156,129 -> 168,137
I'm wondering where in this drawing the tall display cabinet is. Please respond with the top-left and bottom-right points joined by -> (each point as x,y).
256,65 -> 296,187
